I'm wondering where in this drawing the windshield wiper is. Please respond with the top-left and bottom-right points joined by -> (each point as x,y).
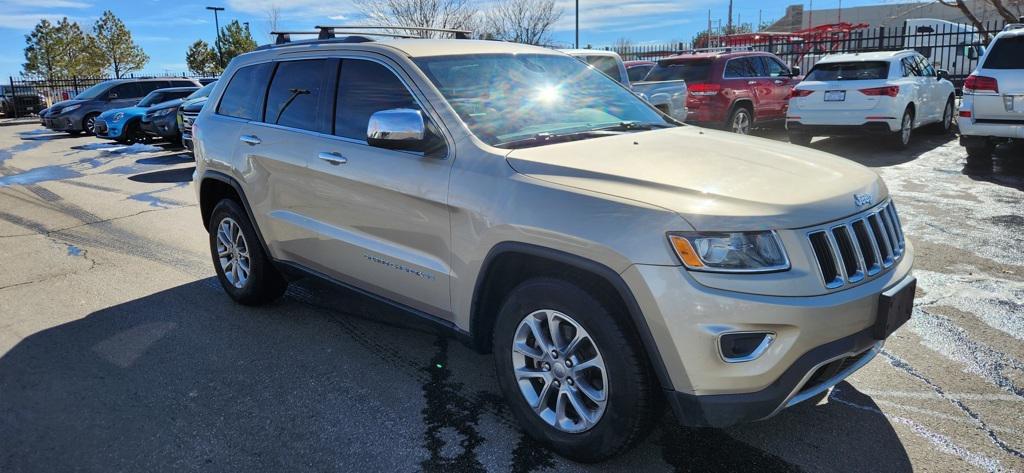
592,120 -> 674,132
496,121 -> 673,149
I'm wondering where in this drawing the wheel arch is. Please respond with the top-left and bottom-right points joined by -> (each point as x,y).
198,171 -> 273,258
469,241 -> 675,391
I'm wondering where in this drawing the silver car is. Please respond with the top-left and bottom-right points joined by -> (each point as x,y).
193,32 -> 915,461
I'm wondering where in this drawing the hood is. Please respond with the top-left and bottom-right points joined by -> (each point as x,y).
505,126 -> 886,231
47,99 -> 84,114
99,106 -> 146,120
148,98 -> 184,113
181,96 -> 208,112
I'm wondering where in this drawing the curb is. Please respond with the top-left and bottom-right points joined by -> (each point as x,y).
0,118 -> 41,127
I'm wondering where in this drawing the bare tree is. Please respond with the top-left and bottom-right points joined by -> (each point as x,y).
482,0 -> 562,45
358,0 -> 478,37
265,4 -> 281,40
936,0 -> 1021,38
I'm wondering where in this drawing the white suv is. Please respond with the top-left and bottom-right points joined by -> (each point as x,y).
787,50 -> 956,149
958,23 -> 1024,158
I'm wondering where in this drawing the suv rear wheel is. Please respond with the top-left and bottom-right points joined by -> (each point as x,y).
492,277 -> 656,462
727,105 -> 753,135
208,199 -> 288,305
930,96 -> 954,134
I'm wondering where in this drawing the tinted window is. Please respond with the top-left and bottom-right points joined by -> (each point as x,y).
74,82 -> 113,100
807,61 -> 890,81
916,55 -> 936,76
264,60 -> 333,132
335,60 -> 418,140
187,82 -> 216,100
902,57 -> 921,76
724,58 -> 759,78
764,57 -> 789,77
983,36 -> 1024,69
109,83 -> 142,99
582,56 -> 622,81
217,63 -> 273,120
645,60 -> 712,82
170,80 -> 197,87
138,81 -> 166,95
627,64 -> 653,82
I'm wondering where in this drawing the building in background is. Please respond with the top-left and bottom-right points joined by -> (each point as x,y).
765,0 -> 1013,31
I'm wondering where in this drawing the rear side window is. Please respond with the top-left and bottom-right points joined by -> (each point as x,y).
983,36 -> 1024,69
109,83 -> 142,99
806,61 -> 890,81
627,65 -> 652,82
334,59 -> 418,141
138,81 -> 166,95
171,80 -> 197,87
265,59 -> 333,133
582,56 -> 622,81
724,58 -> 760,78
217,63 -> 273,120
645,60 -> 712,82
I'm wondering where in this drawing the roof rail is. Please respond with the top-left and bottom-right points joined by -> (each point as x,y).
315,25 -> 473,39
1003,22 -> 1024,31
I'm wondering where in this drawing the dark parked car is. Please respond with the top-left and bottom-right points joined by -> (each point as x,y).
0,85 -> 45,117
646,51 -> 801,134
40,77 -> 201,135
177,87 -> 212,151
142,82 -> 215,142
94,87 -> 198,143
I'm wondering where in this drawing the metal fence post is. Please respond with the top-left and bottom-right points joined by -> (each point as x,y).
877,26 -> 885,50
8,76 -> 17,119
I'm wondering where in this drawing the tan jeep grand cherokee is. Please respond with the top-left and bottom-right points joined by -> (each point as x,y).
193,31 -> 915,461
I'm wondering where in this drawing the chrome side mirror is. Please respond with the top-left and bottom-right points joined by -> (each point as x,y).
937,69 -> 949,81
367,108 -> 426,151
789,65 -> 802,77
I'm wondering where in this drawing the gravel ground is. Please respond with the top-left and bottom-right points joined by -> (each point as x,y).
0,124 -> 1021,472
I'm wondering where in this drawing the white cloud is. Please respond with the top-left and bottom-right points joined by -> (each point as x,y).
5,0 -> 90,8
0,13 -> 83,30
551,0 -> 716,38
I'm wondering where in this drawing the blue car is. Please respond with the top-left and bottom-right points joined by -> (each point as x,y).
94,87 -> 197,143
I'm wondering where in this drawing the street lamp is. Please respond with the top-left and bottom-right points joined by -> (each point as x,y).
206,6 -> 225,62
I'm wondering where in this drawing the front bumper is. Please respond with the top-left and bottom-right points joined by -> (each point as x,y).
622,240 -> 913,427
43,115 -> 81,132
141,115 -> 179,138
94,118 -> 123,140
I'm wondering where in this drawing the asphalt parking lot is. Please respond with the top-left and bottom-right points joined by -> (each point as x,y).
0,123 -> 1022,472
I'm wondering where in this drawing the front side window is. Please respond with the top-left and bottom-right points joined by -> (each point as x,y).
334,59 -> 418,140
217,62 -> 273,121
415,53 -> 670,147
187,82 -> 216,100
74,82 -> 112,100
765,57 -> 789,77
806,61 -> 890,81
901,58 -> 921,77
265,59 -> 333,133
916,55 -> 936,76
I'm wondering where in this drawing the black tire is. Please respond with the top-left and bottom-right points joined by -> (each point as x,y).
965,140 -> 996,160
82,113 -> 99,136
891,107 -> 914,149
492,277 -> 657,462
726,105 -> 753,135
208,199 -> 288,305
930,96 -> 955,134
788,131 -> 812,146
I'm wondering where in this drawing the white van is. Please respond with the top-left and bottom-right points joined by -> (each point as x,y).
904,19 -> 986,78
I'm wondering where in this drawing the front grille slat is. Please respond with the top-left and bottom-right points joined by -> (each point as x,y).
807,200 -> 905,289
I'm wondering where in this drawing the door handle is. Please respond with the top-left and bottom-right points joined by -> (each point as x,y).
239,134 -> 261,145
748,80 -> 758,85
318,151 -> 348,165
774,80 -> 784,85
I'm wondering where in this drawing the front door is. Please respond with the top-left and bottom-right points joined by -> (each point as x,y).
296,56 -> 454,318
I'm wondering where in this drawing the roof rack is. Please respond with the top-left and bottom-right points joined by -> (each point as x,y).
1003,22 -> 1024,31
315,25 -> 473,39
680,46 -> 753,54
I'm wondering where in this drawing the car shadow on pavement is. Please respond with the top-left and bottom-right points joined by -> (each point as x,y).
0,279 -> 913,472
135,153 -> 193,166
127,166 -> 195,184
962,143 -> 1024,192
807,132 -> 955,167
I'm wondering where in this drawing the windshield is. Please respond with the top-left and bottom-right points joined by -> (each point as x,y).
74,82 -> 112,100
415,53 -> 670,148
138,91 -> 168,107
645,60 -> 712,82
187,82 -> 216,100
806,61 -> 890,81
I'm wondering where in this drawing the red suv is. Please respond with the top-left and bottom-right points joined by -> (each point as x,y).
645,51 -> 801,133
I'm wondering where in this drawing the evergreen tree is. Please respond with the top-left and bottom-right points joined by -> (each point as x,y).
215,21 -> 257,70
186,40 -> 219,75
93,10 -> 149,78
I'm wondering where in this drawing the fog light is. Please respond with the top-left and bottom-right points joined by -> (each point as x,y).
719,332 -> 775,363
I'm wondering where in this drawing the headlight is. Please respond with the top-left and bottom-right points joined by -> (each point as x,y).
668,231 -> 789,273
61,104 -> 81,113
112,112 -> 124,122
153,108 -> 174,117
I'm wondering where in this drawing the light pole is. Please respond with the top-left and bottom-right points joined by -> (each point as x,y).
206,6 -> 225,62
575,0 -> 579,48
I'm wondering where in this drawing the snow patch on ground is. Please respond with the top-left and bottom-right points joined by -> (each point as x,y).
914,269 -> 1024,341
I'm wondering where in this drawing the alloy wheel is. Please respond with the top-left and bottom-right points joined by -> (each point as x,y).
731,110 -> 751,135
900,112 -> 912,146
943,101 -> 952,130
85,115 -> 96,134
511,309 -> 608,433
216,217 -> 251,289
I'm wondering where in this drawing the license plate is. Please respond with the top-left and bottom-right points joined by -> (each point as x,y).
824,90 -> 846,102
873,277 -> 916,340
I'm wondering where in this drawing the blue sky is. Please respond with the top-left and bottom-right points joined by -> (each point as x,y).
0,0 -> 900,79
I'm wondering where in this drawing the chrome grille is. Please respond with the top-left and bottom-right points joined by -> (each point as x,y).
181,112 -> 198,131
808,200 -> 905,289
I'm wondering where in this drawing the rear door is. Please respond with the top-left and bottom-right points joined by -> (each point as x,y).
722,57 -> 766,119
971,34 -> 1024,122
296,56 -> 454,317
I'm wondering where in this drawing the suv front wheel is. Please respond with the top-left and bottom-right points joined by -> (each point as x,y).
492,277 -> 657,462
208,199 -> 288,305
